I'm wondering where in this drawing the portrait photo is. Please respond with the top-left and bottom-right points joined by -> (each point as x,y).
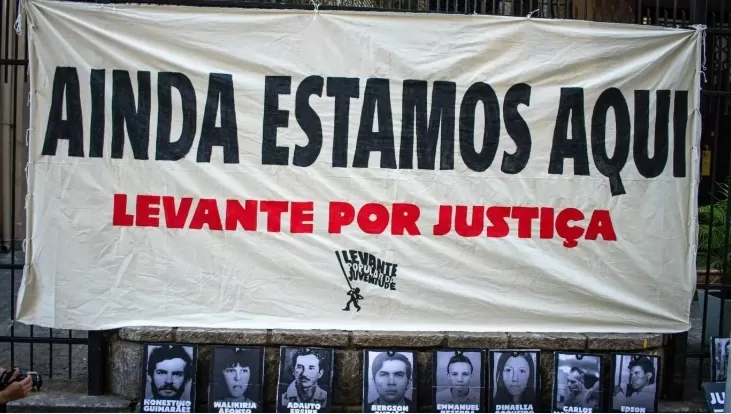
552,352 -> 603,413
363,349 -> 417,414
611,353 -> 660,413
208,346 -> 264,413
488,349 -> 541,413
276,346 -> 334,413
711,337 -> 730,382
140,343 -> 198,413
432,349 -> 484,413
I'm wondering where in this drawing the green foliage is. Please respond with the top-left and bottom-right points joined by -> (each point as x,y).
698,183 -> 731,272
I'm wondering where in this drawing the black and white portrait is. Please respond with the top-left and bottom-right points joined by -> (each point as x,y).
276,346 -> 334,413
488,350 -> 541,413
711,337 -> 730,382
208,346 -> 264,413
140,343 -> 197,413
552,352 -> 602,413
432,350 -> 484,413
363,349 -> 417,414
611,353 -> 660,413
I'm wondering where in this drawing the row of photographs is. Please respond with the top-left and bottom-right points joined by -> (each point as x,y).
141,343 -> 660,414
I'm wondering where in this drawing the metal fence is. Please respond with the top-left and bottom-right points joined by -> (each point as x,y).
691,0 -> 731,399
0,0 -> 723,400
0,0 -> 105,396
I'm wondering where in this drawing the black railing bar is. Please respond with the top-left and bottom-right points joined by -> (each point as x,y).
0,336 -> 88,345
68,331 -> 73,380
23,22 -> 28,82
3,0 -> 12,82
720,95 -> 731,350
29,326 -> 34,372
685,351 -> 712,358
696,283 -> 731,289
0,264 -> 23,270
699,96 -> 720,389
49,329 -> 53,379
655,0 -> 659,24
0,59 -> 26,65
9,34 -> 20,375
88,331 -> 105,395
12,0 -> 20,76
720,0 -> 726,28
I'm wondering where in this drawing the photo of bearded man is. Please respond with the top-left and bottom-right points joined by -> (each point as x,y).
140,343 -> 198,413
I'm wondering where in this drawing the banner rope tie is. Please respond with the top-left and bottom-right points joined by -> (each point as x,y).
526,8 -> 539,18
14,0 -> 24,35
701,26 -> 707,84
310,0 -> 320,15
691,24 -> 708,85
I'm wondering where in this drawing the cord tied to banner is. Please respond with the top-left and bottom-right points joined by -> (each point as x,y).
691,24 -> 708,85
25,128 -> 32,147
310,0 -> 320,16
14,0 -> 24,35
526,8 -> 540,18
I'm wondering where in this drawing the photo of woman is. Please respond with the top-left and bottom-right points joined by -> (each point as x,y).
208,346 -> 264,413
488,350 -> 541,413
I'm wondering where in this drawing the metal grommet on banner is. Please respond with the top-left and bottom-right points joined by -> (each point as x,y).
387,350 -> 395,357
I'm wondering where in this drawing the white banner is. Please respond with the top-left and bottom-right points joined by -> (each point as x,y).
17,0 -> 703,332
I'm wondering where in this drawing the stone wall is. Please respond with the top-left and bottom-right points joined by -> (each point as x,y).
105,327 -> 668,412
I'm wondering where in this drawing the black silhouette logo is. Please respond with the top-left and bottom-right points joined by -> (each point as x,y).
334,250 -> 399,312
343,287 -> 364,312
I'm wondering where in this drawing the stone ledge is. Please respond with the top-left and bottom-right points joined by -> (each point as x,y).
509,332 -> 587,350
7,392 -> 134,413
114,327 -> 666,352
586,333 -> 664,350
118,326 -> 174,342
446,331 -> 509,348
270,329 -> 349,347
658,400 -> 708,413
176,327 -> 268,345
351,331 -> 446,348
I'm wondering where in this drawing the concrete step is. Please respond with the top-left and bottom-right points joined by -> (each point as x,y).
659,400 -> 709,413
5,381 -> 133,413
4,396 -> 709,413
6,391 -> 133,412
